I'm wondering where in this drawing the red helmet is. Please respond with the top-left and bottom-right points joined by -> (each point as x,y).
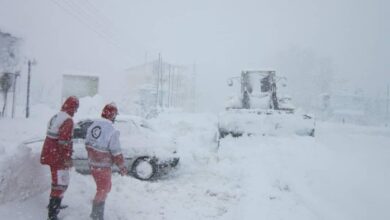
61,96 -> 79,116
101,103 -> 118,121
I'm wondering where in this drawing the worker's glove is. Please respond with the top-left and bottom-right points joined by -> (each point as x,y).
119,166 -> 128,176
64,159 -> 73,168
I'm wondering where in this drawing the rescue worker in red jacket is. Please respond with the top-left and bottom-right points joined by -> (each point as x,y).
40,96 -> 79,220
85,103 -> 127,220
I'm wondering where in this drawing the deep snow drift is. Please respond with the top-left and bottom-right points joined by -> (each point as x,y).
0,100 -> 389,220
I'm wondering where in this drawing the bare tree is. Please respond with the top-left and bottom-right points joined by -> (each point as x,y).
0,31 -> 20,117
0,31 -> 20,72
0,73 -> 12,117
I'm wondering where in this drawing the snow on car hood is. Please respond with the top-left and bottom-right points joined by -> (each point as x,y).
72,116 -> 177,160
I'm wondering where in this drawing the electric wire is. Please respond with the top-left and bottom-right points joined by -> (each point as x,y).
69,0 -> 132,50
65,0 -> 116,39
50,0 -> 128,53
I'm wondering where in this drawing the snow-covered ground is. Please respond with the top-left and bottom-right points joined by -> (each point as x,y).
0,102 -> 389,220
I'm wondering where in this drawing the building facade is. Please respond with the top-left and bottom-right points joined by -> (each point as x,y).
125,59 -> 196,117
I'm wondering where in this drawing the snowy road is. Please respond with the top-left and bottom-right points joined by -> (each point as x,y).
1,112 -> 390,220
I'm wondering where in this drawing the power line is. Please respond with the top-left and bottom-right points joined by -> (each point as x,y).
65,0 -> 134,52
50,0 -> 127,53
84,0 -> 116,28
65,0 -> 116,39
71,0 -> 135,51
55,0 -> 118,43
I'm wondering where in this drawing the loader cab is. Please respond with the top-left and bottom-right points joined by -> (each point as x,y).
219,70 -> 315,139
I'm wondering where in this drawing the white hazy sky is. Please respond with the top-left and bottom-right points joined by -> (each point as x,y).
0,0 -> 389,111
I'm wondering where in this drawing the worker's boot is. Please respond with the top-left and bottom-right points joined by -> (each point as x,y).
90,201 -> 105,220
47,197 -> 62,220
47,203 -> 68,209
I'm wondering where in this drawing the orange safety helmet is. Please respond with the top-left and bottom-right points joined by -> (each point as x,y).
101,103 -> 118,122
61,96 -> 79,117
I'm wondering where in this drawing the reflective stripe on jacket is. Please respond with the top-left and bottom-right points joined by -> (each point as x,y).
86,146 -> 114,168
85,118 -> 124,168
46,111 -> 72,139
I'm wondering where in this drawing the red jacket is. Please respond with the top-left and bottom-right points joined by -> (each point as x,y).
40,112 -> 74,168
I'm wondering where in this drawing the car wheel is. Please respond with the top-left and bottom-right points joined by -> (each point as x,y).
130,156 -> 157,181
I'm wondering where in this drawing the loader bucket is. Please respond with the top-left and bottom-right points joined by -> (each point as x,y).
218,109 -> 315,139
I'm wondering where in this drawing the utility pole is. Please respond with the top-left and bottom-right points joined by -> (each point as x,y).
192,62 -> 197,111
167,64 -> 172,108
26,59 -> 36,118
155,54 -> 161,108
144,52 -> 148,76
26,60 -> 31,118
11,72 -> 20,118
170,67 -> 175,108
159,54 -> 163,108
386,84 -> 389,126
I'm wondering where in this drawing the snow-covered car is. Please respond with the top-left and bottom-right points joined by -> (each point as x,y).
24,115 -> 179,181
